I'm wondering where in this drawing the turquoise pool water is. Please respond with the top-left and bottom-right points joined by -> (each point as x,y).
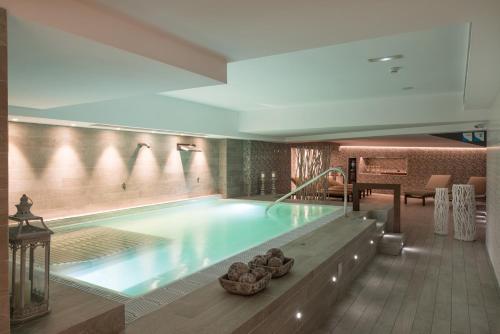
51,198 -> 339,297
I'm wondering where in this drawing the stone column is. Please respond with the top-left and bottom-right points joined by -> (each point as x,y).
0,8 -> 8,334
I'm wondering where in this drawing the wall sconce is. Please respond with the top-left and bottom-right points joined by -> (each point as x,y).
138,143 -> 151,149
177,143 -> 201,152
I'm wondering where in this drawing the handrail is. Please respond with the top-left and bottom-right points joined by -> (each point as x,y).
266,167 -> 348,216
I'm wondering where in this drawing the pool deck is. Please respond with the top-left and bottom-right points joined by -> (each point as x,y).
8,195 -> 388,333
125,210 -> 382,334
10,280 -> 124,334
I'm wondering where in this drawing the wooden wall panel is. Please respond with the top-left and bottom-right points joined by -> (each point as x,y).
0,7 -> 9,334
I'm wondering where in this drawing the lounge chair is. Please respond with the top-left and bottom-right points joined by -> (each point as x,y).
467,176 -> 486,200
327,175 -> 353,202
404,174 -> 452,206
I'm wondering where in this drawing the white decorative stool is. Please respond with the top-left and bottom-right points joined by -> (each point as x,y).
434,188 -> 449,235
452,184 -> 476,241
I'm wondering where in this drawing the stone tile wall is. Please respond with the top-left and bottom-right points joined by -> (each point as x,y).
8,124 -> 295,219
243,141 -> 291,196
8,122 -> 221,219
218,139 -> 246,198
332,146 -> 486,193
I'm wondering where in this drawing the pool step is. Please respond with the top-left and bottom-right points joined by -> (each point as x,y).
37,226 -> 169,265
378,233 -> 406,256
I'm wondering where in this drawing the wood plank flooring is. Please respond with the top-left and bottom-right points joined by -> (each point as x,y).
313,195 -> 500,334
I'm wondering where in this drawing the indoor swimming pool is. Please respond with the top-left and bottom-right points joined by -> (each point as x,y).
49,198 -> 340,297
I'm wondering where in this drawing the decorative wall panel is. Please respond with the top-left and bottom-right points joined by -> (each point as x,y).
332,147 -> 486,193
291,143 -> 335,199
242,141 -> 291,196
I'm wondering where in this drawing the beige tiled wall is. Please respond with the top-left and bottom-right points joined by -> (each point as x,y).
8,123 -> 221,219
0,7 -> 9,334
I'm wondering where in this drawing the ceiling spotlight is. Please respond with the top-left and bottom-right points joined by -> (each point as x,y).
295,312 -> 302,320
390,66 -> 402,74
368,54 -> 403,63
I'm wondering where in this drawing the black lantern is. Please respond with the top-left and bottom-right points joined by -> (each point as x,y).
9,194 -> 52,324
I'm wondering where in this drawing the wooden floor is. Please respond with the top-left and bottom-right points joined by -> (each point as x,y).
313,194 -> 500,334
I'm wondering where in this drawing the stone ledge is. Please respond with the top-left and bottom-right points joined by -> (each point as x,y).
11,281 -> 124,334
125,211 -> 382,334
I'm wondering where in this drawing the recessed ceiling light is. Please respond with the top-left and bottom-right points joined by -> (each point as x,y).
402,86 -> 414,90
368,54 -> 403,62
259,103 -> 284,109
70,123 -> 76,127
116,127 -> 121,131
11,118 -> 19,122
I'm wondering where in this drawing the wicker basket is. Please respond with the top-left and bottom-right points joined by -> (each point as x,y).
218,272 -> 272,296
249,257 -> 294,278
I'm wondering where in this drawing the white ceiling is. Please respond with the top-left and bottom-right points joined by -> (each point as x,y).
88,0 -> 500,110
334,134 -> 482,148
3,0 -> 500,141
163,24 -> 468,112
86,0 -> 489,61
8,16 -> 221,109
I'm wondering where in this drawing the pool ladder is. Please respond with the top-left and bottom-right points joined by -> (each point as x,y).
265,167 -> 348,216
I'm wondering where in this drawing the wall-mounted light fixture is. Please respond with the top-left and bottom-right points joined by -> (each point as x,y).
368,54 -> 403,63
177,143 -> 201,152
138,143 -> 151,149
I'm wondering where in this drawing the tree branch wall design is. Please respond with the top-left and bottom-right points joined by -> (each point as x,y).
291,143 -> 335,200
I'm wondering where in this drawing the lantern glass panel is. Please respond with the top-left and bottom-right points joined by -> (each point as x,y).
8,247 -> 22,309
32,244 -> 48,303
